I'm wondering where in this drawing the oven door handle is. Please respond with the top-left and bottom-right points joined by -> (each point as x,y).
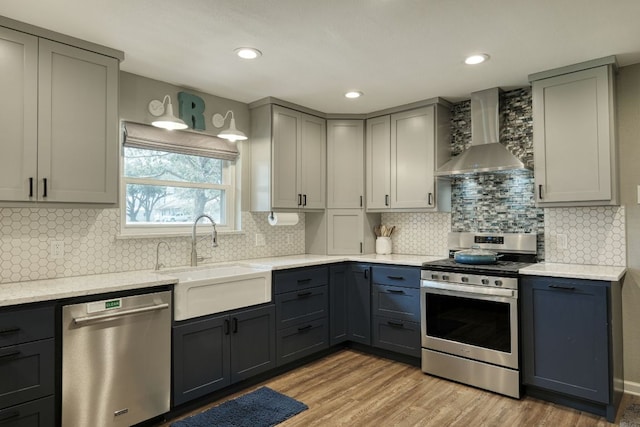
421,280 -> 517,300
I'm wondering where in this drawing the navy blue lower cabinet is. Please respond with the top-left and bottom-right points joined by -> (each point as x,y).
372,316 -> 421,357
276,318 -> 328,366
0,396 -> 55,427
521,275 -> 623,422
347,264 -> 371,345
173,304 -> 276,406
329,264 -> 349,345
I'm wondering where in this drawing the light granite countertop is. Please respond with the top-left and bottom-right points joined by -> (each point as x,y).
1,254 -> 626,308
0,253 -> 441,307
519,262 -> 627,282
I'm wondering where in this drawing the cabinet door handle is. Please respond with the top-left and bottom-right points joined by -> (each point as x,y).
387,289 -> 405,294
0,350 -> 20,359
387,321 -> 404,328
303,194 -> 307,206
360,242 -> 363,254
538,184 -> 543,199
0,410 -> 20,422
297,278 -> 312,284
0,327 -> 20,335
363,269 -> 368,280
297,324 -> 312,332
224,319 -> 230,335
43,178 -> 48,198
387,275 -> 405,281
385,194 -> 389,206
298,194 -> 302,206
297,291 -> 313,298
549,284 -> 576,291
29,177 -> 33,198
428,192 -> 433,205
232,317 -> 238,333
360,195 -> 363,207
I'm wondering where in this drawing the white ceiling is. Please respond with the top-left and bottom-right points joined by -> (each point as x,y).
2,0 -> 640,114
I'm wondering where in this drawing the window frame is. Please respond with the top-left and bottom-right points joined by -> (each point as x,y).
119,146 -> 236,237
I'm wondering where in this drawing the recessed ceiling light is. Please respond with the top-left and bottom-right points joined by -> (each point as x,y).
235,47 -> 262,59
345,91 -> 363,99
464,54 -> 489,65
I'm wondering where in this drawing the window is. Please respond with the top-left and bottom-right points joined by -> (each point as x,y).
121,146 -> 235,235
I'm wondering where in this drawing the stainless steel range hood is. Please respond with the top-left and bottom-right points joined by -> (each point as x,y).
435,88 -> 525,176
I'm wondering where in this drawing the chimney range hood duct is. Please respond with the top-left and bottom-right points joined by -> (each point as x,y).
435,88 -> 525,176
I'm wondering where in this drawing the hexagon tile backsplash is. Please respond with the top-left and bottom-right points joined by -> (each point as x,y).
0,209 -> 305,284
544,206 -> 626,266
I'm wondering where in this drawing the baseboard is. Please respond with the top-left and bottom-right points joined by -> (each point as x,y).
624,380 -> 640,396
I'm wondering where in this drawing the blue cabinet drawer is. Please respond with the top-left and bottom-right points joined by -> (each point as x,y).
0,339 -> 55,410
275,286 -> 328,330
372,285 -> 420,322
371,266 -> 420,288
273,266 -> 329,294
0,396 -> 55,427
276,318 -> 328,366
372,316 -> 421,358
0,305 -> 54,348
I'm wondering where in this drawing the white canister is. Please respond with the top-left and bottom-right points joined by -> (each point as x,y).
375,237 -> 392,255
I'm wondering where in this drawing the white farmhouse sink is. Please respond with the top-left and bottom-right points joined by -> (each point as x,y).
164,265 -> 272,321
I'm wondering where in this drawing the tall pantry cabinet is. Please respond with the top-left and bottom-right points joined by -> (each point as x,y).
0,22 -> 121,204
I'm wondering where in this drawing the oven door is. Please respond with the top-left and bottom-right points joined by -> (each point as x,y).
420,280 -> 518,369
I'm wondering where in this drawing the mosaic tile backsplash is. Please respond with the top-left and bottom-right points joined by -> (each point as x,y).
0,210 -> 305,284
544,206 -> 626,266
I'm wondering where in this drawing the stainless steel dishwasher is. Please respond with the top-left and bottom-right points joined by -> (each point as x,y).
62,290 -> 171,427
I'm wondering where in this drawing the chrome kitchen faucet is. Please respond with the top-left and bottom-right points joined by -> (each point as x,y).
191,214 -> 218,266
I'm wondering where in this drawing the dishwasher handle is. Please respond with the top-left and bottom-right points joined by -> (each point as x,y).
73,303 -> 170,325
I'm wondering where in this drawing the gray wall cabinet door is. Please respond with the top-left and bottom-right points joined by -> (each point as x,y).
299,113 -> 326,209
532,65 -> 617,206
327,120 -> 364,209
521,276 -> 609,403
365,115 -> 391,210
0,27 -> 38,202
37,39 -> 119,203
272,105 -> 300,209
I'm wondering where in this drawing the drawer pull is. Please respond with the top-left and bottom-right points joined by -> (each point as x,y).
297,325 -> 313,332
0,410 -> 20,422
387,275 -> 405,281
297,291 -> 313,298
387,289 -> 405,294
549,285 -> 576,291
297,278 -> 312,284
0,350 -> 20,359
0,327 -> 20,335
387,321 -> 404,328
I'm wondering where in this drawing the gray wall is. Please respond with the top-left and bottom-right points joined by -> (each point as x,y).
618,64 -> 640,386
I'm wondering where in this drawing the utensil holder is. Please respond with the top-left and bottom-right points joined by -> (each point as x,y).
376,237 -> 392,255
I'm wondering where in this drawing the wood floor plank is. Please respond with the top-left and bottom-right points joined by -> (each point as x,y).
160,349 -> 634,426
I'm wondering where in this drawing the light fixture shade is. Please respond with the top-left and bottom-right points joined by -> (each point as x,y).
218,117 -> 247,142
150,95 -> 188,130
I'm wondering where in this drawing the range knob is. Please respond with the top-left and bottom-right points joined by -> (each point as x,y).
461,277 -> 469,283
481,279 -> 489,285
495,280 -> 503,287
431,274 -> 439,280
442,275 -> 450,281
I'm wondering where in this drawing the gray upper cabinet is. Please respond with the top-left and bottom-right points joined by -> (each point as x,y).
366,103 -> 451,212
327,120 -> 364,209
0,25 -> 120,205
530,58 -> 618,206
251,104 -> 326,211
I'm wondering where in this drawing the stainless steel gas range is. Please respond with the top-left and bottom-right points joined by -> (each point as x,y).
420,232 -> 538,399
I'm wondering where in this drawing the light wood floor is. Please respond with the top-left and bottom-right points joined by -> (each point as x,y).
160,349 -> 638,426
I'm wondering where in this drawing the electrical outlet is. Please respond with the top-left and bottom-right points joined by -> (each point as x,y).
50,240 -> 64,259
286,234 -> 293,245
255,233 -> 266,247
557,234 -> 568,250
